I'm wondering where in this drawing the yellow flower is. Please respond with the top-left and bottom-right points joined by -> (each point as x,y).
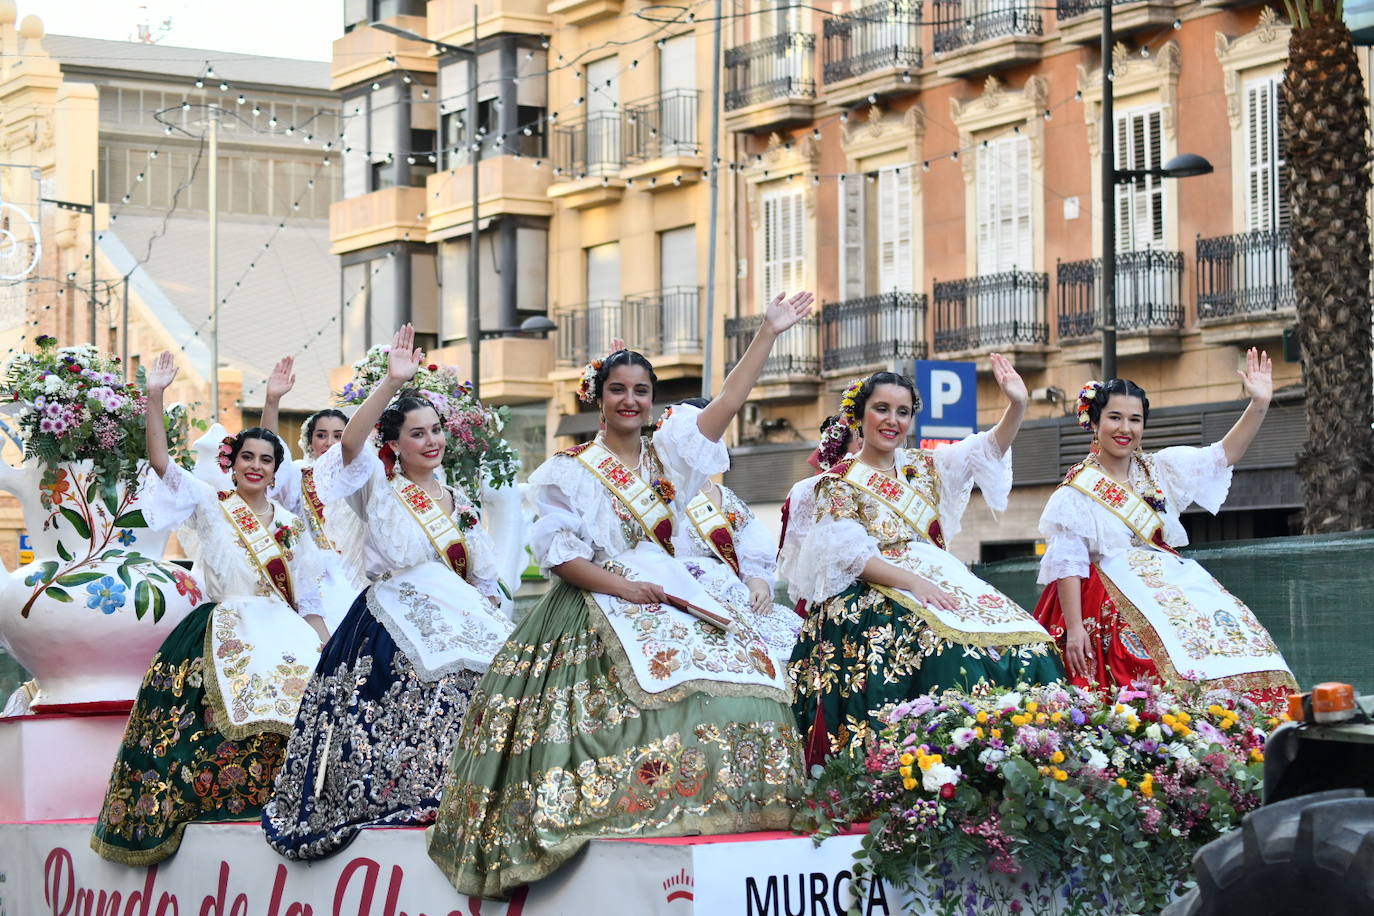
1162,714 -> 1177,727
1220,717 -> 1236,731
974,727 -> 984,740
1125,715 -> 1139,732
1010,714 -> 1030,728
1208,704 -> 1225,717
903,777 -> 917,790
1026,702 -> 1039,714
991,728 -> 1002,739
899,752 -> 915,767
1035,713 -> 1048,726
976,710 -> 989,724
1053,769 -> 1068,782
1267,717 -> 1280,729
1249,748 -> 1265,763
1051,711 -> 1064,724
1115,777 -> 1128,788
918,754 -> 942,771
1176,724 -> 1192,737
1038,765 -> 1050,776
899,765 -> 912,778
1139,778 -> 1154,798
1115,704 -> 1127,715
1051,750 -> 1065,764
1177,711 -> 1192,724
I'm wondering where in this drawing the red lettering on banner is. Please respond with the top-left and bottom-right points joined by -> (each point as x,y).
333,857 -> 380,916
198,862 -> 248,916
43,847 -> 74,916
125,867 -> 160,916
267,864 -> 313,916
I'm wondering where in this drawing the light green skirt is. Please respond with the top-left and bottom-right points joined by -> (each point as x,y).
425,580 -> 805,899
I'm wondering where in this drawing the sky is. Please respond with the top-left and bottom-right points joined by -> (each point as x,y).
30,0 -> 339,62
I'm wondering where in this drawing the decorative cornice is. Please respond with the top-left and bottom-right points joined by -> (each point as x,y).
1078,40 -> 1181,153
950,75 -> 1048,182
1216,8 -> 1291,129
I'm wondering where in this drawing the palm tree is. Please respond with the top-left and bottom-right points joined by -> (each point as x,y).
1281,0 -> 1374,532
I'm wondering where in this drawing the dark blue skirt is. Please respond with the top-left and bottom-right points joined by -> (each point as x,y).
261,586 -> 480,860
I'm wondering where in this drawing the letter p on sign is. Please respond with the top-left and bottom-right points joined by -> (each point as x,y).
915,359 -> 977,441
929,370 -> 962,420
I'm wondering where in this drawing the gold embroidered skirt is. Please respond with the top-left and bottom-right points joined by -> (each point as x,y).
424,579 -> 805,899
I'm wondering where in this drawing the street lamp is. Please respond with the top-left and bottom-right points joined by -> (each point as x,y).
478,315 -> 558,340
1100,2 -> 1213,381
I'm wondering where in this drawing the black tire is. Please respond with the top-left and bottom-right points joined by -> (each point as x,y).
1165,789 -> 1374,916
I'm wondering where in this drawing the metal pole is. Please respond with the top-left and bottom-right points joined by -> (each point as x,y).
121,275 -> 130,381
209,113 -> 220,421
1100,0 -> 1117,382
702,0 -> 724,397
89,170 -> 97,346
467,4 -> 482,400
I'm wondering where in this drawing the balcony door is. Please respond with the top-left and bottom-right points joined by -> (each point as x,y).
1114,107 -> 1166,325
839,165 -> 914,299
1244,75 -> 1289,297
585,241 -> 621,361
659,34 -> 697,156
975,135 -> 1035,331
659,226 -> 699,354
586,56 -> 620,175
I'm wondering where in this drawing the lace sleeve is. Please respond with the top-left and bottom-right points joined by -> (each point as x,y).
1152,443 -> 1232,515
1037,533 -> 1091,585
289,520 -> 327,619
527,463 -> 596,573
268,458 -> 305,517
930,431 -> 1012,536
736,513 -> 778,588
138,461 -> 216,532
457,490 -> 502,601
652,403 -> 730,501
312,441 -> 382,505
778,477 -> 880,604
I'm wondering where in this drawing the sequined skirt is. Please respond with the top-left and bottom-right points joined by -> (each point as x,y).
262,587 -> 480,861
424,579 -> 805,900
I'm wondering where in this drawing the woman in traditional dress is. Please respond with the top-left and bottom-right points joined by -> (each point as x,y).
425,291 -> 816,900
1032,350 -> 1295,706
91,352 -> 329,866
664,397 -> 801,656
260,356 -> 367,629
262,325 -> 513,861
782,357 -> 1063,765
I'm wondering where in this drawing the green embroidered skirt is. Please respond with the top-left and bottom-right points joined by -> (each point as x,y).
425,579 -> 805,900
788,583 -> 1065,763
90,604 -> 286,866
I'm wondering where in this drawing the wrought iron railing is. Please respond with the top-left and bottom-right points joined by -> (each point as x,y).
554,300 -> 621,368
725,313 -> 821,379
1196,229 -> 1295,320
551,111 -> 623,179
724,33 -> 817,111
1056,250 -> 1185,340
931,0 -> 1043,53
622,287 -> 703,356
624,89 -> 701,163
1056,0 -> 1137,18
932,271 -> 1049,352
823,0 -> 923,83
821,292 -> 928,372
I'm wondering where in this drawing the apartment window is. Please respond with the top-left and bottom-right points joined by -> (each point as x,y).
586,57 -> 621,175
759,0 -> 804,37
975,135 -> 1033,275
762,187 -> 806,306
586,242 -> 622,359
659,34 -> 697,157
659,226 -> 699,354
1245,76 -> 1288,231
839,166 -> 914,298
1114,107 -> 1165,251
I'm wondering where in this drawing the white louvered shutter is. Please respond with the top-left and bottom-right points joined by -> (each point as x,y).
877,166 -> 914,293
841,175 -> 865,300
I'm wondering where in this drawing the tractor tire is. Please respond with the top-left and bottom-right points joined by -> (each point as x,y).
1164,789 -> 1374,916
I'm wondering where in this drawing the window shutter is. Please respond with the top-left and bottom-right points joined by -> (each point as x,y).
1115,108 -> 1165,251
878,170 -> 896,291
841,174 -> 865,299
976,144 -> 997,274
894,166 -> 914,293
1274,80 -> 1289,229
763,188 -> 806,305
1013,139 -> 1032,271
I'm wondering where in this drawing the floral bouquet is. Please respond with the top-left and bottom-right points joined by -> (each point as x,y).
338,346 -> 519,500
1,335 -> 193,495
804,682 -> 1281,915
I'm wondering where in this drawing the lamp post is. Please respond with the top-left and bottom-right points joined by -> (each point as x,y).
41,170 -> 97,345
1099,3 -> 1212,381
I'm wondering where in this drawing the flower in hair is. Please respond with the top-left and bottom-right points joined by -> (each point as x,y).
577,358 -> 604,405
1076,381 -> 1103,432
217,435 -> 235,473
838,377 -> 865,429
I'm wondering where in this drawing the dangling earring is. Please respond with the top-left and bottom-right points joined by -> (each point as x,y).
1089,433 -> 1100,456
231,471 -> 239,486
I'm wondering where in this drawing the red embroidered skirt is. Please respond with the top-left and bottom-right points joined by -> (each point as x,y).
1033,568 -> 1158,691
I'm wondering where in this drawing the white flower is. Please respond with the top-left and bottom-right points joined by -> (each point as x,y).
951,727 -> 978,750
1085,748 -> 1109,771
923,762 -> 961,792
1111,748 -> 1128,768
978,747 -> 1007,767
997,692 -> 1023,712
1164,741 -> 1192,761
1145,724 -> 1164,742
42,374 -> 67,394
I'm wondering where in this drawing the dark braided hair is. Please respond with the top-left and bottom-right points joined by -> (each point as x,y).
1087,379 -> 1150,428
305,408 -> 348,441
377,393 -> 441,445
228,427 -> 285,468
593,349 -> 659,401
816,372 -> 921,468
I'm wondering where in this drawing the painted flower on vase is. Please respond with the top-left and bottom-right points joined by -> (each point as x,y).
171,568 -> 202,607
86,576 -> 128,614
116,528 -> 137,546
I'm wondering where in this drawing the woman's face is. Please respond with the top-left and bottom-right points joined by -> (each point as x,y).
392,406 -> 446,475
599,364 -> 654,436
310,416 -> 346,458
232,438 -> 277,497
860,383 -> 915,455
1093,394 -> 1146,461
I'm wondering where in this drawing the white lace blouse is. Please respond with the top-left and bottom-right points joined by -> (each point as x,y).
528,403 -> 729,572
271,456 -> 369,589
311,443 -> 501,600
671,483 -> 779,589
778,431 -> 1011,605
1036,443 -> 1233,585
139,461 -> 326,617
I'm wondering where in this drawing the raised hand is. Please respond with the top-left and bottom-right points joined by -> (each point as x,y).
265,356 -> 296,402
761,290 -> 816,336
609,337 -> 626,354
1237,347 -> 1273,406
989,353 -> 1028,407
146,351 -> 180,395
386,324 -> 425,386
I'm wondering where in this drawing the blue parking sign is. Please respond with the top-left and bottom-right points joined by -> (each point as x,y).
915,360 -> 978,443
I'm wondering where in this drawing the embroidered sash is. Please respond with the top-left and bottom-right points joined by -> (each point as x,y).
570,439 -> 676,555
218,493 -> 297,611
389,475 -> 469,578
828,458 -> 945,549
1064,463 -> 1176,555
299,466 -> 333,551
685,491 -> 741,578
